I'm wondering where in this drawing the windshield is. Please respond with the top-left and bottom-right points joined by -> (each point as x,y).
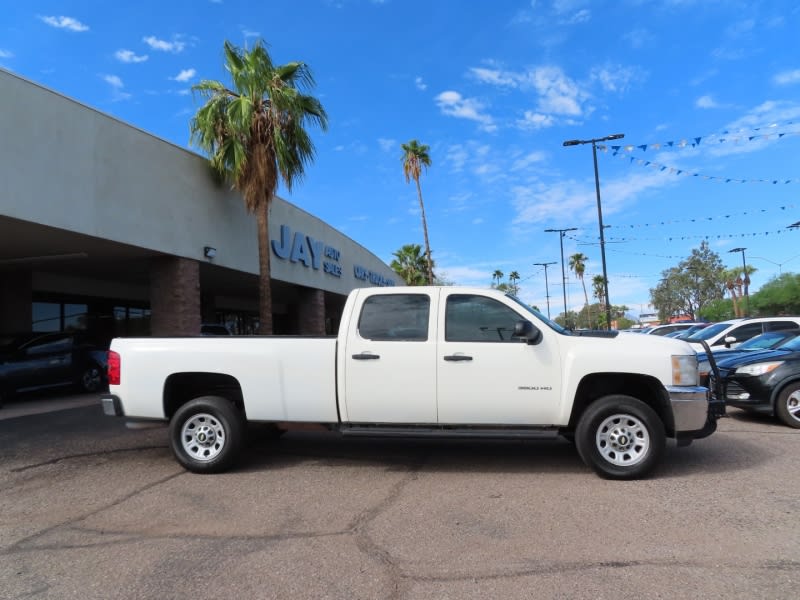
506,294 -> 569,334
686,322 -> 732,341
738,331 -> 794,350
778,336 -> 800,352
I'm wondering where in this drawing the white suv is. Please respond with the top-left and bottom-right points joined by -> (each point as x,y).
685,317 -> 800,350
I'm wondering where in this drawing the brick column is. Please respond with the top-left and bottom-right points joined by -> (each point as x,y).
0,270 -> 32,334
297,287 -> 326,335
149,257 -> 201,336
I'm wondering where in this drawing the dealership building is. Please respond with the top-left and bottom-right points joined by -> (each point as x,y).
0,68 -> 397,341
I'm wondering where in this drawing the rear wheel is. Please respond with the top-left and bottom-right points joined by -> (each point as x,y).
775,383 -> 800,429
575,395 -> 665,480
80,365 -> 103,392
169,396 -> 245,473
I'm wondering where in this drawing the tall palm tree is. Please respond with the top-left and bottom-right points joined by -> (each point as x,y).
569,253 -> 590,327
492,269 -> 504,288
401,140 -> 434,284
391,244 -> 431,286
509,271 -> 520,295
190,40 -> 327,333
723,268 -> 741,317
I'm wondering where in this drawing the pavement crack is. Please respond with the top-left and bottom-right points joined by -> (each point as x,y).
10,445 -> 169,472
4,470 -> 184,554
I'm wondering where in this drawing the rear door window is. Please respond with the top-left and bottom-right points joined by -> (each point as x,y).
358,294 -> 430,341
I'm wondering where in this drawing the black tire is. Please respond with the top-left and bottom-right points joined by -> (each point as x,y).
775,383 -> 800,429
575,395 -> 666,480
80,364 -> 103,393
169,396 -> 245,473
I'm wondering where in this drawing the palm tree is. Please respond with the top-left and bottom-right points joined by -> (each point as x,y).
723,268 -> 741,317
401,140 -> 434,284
391,244 -> 431,286
492,269 -> 504,288
509,271 -> 520,295
190,40 -> 327,333
592,275 -> 606,306
569,253 -> 590,327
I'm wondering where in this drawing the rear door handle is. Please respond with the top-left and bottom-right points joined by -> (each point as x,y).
444,354 -> 473,362
352,353 -> 380,360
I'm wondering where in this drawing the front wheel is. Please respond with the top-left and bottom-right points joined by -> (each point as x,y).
169,396 -> 245,473
575,395 -> 665,480
775,383 -> 800,429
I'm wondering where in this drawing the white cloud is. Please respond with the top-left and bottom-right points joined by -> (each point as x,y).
115,49 -> 148,63
102,74 -> 131,101
561,8 -> 591,24
469,67 -> 519,88
774,69 -> 800,85
511,151 -> 547,171
242,29 -> 260,38
445,144 -> 470,172
591,64 -> 641,93
623,27 -> 652,49
377,138 -> 396,152
143,36 -> 186,53
0,49 -> 13,59
435,91 -> 496,132
528,66 -> 585,116
39,15 -> 89,32
104,75 -> 124,88
696,94 -> 720,109
415,76 -> 427,91
171,68 -> 196,82
516,110 -> 554,130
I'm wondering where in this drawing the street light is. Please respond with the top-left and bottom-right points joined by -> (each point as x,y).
544,228 -> 577,327
533,261 -> 557,319
563,133 -> 624,330
729,247 -> 749,317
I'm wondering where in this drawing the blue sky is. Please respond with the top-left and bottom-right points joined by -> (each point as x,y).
3,0 -> 800,317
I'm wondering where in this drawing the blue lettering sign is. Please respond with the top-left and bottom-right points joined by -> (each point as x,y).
308,237 -> 324,270
271,225 -> 292,259
290,232 -> 311,267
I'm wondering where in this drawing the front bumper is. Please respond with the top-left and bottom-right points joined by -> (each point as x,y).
665,385 -> 724,442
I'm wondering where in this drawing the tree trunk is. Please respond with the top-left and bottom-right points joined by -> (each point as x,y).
257,203 -> 274,334
728,286 -> 740,318
415,177 -> 434,285
580,278 -> 590,328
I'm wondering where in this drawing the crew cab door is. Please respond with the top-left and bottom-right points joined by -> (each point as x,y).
342,291 -> 437,423
436,292 -> 562,425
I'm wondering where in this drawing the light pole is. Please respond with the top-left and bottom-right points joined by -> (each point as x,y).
729,247 -> 748,317
533,261 -> 557,319
544,227 -> 577,327
563,133 -> 624,329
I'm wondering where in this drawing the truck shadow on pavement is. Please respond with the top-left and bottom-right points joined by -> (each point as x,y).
236,429 -> 771,479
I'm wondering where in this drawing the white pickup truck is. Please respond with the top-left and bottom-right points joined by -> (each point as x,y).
102,286 -> 722,479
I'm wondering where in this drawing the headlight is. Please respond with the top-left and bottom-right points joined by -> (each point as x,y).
735,362 -> 784,376
672,355 -> 698,386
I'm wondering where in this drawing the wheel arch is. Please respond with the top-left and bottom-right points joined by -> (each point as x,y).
163,372 -> 245,419
770,375 -> 800,408
567,373 -> 675,436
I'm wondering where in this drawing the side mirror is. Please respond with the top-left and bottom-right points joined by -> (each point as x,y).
513,320 -> 543,345
724,335 -> 736,348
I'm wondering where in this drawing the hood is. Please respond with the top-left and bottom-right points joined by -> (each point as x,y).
717,348 -> 800,369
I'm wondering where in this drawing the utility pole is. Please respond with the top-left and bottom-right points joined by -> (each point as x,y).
544,228 -> 577,327
534,261 -> 557,319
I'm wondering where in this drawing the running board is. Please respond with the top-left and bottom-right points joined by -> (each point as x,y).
339,425 -> 560,440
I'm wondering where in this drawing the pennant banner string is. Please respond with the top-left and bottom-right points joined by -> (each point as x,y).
604,204 -> 797,229
602,123 -> 800,155
601,148 -> 800,184
565,226 -> 800,245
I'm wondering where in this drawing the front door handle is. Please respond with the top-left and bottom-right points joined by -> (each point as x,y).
444,354 -> 473,362
352,353 -> 380,360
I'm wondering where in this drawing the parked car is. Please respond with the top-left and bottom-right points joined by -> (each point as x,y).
668,323 -> 711,340
697,330 -> 799,385
0,332 -> 107,408
641,322 -> 704,337
710,334 -> 800,428
685,317 -> 800,350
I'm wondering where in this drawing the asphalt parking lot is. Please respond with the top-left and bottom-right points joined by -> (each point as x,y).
1,394 -> 798,599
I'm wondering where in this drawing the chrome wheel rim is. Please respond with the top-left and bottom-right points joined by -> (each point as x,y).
785,390 -> 800,424
595,414 -> 650,467
181,413 -> 226,462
